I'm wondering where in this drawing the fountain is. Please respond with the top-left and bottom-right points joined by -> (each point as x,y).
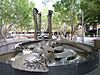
0,38 -> 99,75
0,8 -> 99,75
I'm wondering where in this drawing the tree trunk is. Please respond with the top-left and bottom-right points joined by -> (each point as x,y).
71,24 -> 74,40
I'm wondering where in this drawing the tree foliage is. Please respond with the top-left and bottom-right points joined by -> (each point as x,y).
53,0 -> 80,39
53,0 -> 100,37
0,0 -> 34,33
53,0 -> 80,29
80,0 -> 100,25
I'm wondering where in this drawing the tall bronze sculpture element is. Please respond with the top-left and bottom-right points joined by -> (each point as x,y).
47,10 -> 53,39
33,8 -> 42,39
33,8 -> 38,39
33,8 -> 53,39
38,13 -> 41,33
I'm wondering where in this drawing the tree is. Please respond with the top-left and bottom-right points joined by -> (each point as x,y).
0,0 -> 34,43
80,0 -> 100,25
53,0 -> 100,38
80,0 -> 100,37
53,0 -> 80,39
12,0 -> 34,31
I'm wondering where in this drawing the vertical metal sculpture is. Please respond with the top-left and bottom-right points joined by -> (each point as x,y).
47,10 -> 53,39
33,8 -> 53,39
38,13 -> 41,33
33,8 -> 38,39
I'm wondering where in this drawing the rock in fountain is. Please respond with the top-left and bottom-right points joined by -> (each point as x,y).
12,42 -> 50,72
12,52 -> 48,72
12,39 -> 79,70
54,46 -> 64,53
55,49 -> 77,59
22,48 -> 32,55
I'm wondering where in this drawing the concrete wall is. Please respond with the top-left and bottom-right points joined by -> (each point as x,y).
73,37 -> 99,46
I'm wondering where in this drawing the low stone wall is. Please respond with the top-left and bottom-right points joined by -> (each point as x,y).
74,37 -> 99,46
0,39 -> 34,54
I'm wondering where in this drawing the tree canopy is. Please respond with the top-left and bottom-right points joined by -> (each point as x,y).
53,0 -> 100,28
0,0 -> 35,43
80,0 -> 100,25
53,0 -> 81,39
0,0 -> 34,32
53,0 -> 100,38
53,0 -> 80,29
0,0 -> 100,38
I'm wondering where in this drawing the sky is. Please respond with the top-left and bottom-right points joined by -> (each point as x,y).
29,0 -> 60,12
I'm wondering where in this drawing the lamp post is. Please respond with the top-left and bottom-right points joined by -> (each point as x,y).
96,23 -> 99,37
95,18 -> 99,37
